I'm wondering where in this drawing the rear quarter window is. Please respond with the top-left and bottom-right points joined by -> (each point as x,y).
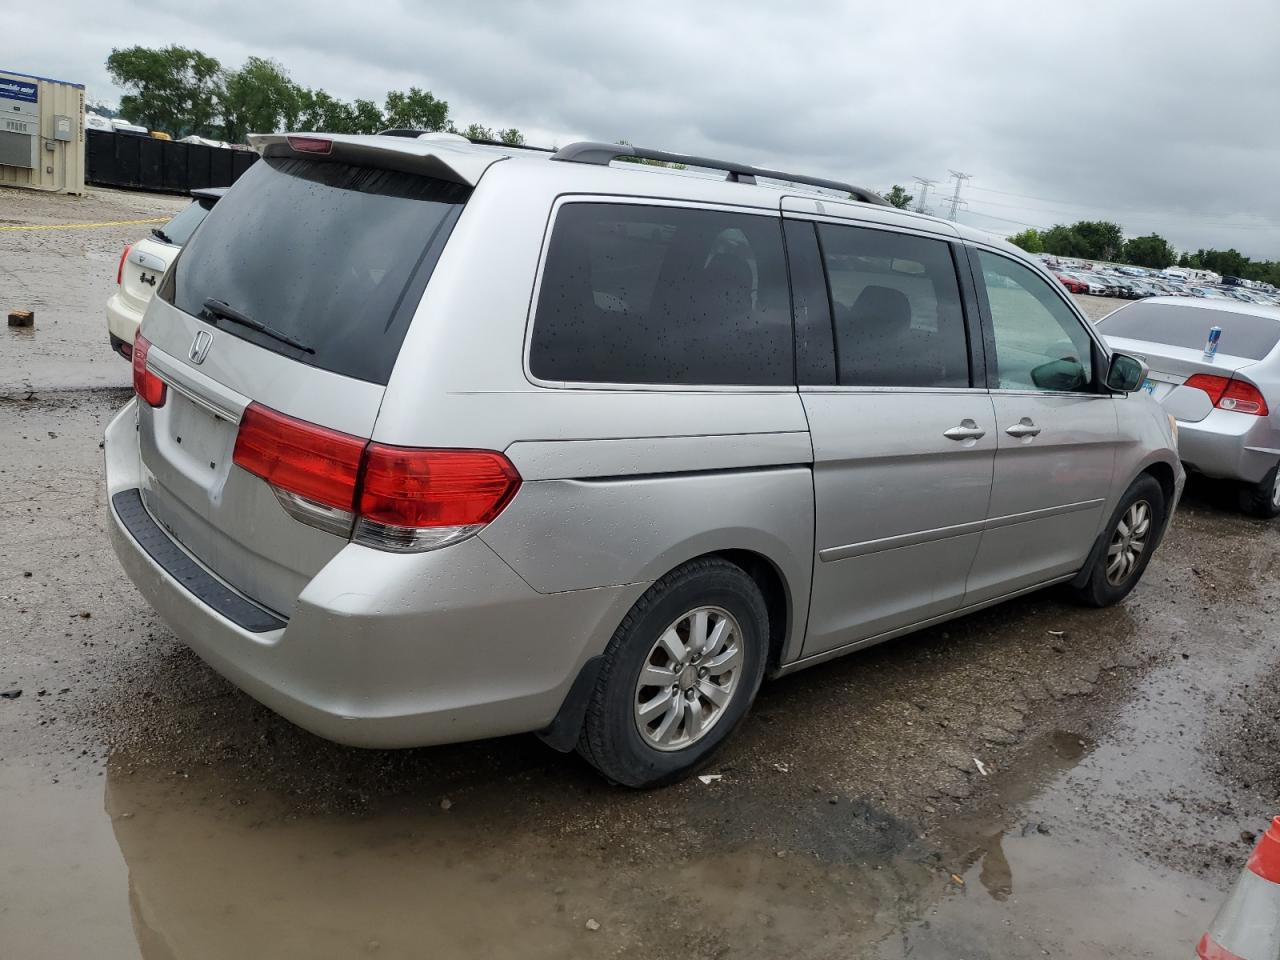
529,202 -> 793,386
171,157 -> 468,384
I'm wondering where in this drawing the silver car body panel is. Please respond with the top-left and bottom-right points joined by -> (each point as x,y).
105,134 -> 1185,748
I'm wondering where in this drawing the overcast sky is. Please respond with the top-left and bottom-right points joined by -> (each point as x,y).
11,0 -> 1280,257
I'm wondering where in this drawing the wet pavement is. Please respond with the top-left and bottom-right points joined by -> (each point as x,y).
2,190 -> 1277,958
1,186 -> 186,392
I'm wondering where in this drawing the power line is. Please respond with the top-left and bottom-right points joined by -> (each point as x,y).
947,170 -> 972,222
968,183 -> 1280,229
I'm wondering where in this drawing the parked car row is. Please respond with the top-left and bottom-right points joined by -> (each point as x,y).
1044,257 -> 1280,307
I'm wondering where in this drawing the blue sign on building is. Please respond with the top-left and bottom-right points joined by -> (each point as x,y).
0,76 -> 39,103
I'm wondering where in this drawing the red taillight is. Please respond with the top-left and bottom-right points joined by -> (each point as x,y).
229,403 -> 522,550
116,243 -> 132,285
359,446 -> 521,529
286,135 -> 333,155
1183,374 -> 1269,416
232,404 -> 365,510
131,334 -> 167,407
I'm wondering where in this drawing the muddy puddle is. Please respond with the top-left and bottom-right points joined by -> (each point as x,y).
5,630 -> 1257,960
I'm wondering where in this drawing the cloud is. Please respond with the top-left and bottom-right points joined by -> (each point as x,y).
9,0 -> 1280,256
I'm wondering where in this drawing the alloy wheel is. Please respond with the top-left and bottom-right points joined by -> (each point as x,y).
1106,499 -> 1151,586
633,606 -> 743,751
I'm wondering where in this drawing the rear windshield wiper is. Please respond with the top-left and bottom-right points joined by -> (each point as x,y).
150,227 -> 173,244
201,298 -> 315,354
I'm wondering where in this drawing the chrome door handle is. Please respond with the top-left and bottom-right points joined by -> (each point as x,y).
1005,417 -> 1041,438
943,419 -> 986,441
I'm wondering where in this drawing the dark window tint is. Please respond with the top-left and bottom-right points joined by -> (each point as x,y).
978,251 -> 1094,392
157,196 -> 216,247
817,225 -> 969,388
1098,302 -> 1280,361
529,203 -> 793,385
172,157 -> 468,384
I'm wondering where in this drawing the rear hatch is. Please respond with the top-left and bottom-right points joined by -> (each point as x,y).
1098,301 -> 1276,423
133,137 -> 480,617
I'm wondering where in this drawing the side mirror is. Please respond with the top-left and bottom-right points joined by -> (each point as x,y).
1105,352 -> 1148,393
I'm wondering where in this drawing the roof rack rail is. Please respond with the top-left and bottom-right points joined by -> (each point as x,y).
550,141 -> 888,206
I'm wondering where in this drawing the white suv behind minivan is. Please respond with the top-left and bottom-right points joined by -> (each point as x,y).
105,132 -> 1182,786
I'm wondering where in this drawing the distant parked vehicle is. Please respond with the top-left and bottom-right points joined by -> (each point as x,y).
109,118 -> 150,136
106,187 -> 226,359
1054,273 -> 1089,294
1068,273 -> 1110,296
1099,297 -> 1280,517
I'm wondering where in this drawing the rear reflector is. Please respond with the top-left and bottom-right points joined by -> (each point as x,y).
286,135 -> 333,155
232,404 -> 365,511
231,403 -> 522,552
132,334 -> 166,407
1184,374 -> 1269,416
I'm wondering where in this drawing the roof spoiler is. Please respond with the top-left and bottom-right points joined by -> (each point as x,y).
247,132 -> 499,187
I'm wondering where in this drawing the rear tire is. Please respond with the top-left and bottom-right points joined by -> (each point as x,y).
577,558 -> 768,788
1068,475 -> 1165,608
1237,463 -> 1280,519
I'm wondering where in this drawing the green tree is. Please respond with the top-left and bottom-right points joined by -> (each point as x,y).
349,99 -> 385,134
497,128 -> 525,146
883,185 -> 913,209
220,57 -> 298,143
1199,248 -> 1250,279
1071,221 -> 1124,262
453,122 -> 525,145
1120,233 -> 1175,269
106,45 -> 223,137
1007,228 -> 1044,253
1041,224 -> 1088,258
383,87 -> 449,131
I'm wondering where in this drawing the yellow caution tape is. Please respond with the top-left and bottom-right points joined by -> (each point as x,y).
0,217 -> 169,232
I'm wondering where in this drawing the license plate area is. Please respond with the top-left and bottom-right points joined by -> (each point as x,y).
161,391 -> 238,488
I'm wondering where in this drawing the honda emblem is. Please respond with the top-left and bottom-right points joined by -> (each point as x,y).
189,329 -> 214,365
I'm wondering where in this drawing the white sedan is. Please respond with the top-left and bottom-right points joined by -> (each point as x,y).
106,187 -> 225,359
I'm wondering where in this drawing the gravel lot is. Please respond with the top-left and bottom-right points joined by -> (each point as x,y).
1,188 -> 1276,959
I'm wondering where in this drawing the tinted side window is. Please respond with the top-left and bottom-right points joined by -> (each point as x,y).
978,250 -> 1095,392
529,203 -> 793,385
816,224 -> 969,388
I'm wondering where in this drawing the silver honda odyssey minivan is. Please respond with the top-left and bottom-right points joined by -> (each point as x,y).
106,132 -> 1183,786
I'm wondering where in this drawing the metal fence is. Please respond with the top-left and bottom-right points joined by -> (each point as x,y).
85,130 -> 257,193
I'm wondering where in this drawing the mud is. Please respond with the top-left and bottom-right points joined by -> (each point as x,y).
1,191 -> 1277,958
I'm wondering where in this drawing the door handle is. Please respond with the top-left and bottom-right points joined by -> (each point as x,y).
943,419 -> 986,441
1005,417 -> 1042,439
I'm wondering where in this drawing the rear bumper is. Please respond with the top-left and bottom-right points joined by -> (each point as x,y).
1176,409 -> 1280,484
106,291 -> 143,349
104,400 -> 644,748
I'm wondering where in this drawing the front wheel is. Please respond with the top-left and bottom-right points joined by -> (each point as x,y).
1068,475 -> 1165,607
576,558 -> 769,788
1238,463 -> 1280,519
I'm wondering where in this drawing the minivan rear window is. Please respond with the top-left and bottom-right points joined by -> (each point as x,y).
170,157 -> 468,384
529,202 -> 793,386
1097,302 -> 1280,361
